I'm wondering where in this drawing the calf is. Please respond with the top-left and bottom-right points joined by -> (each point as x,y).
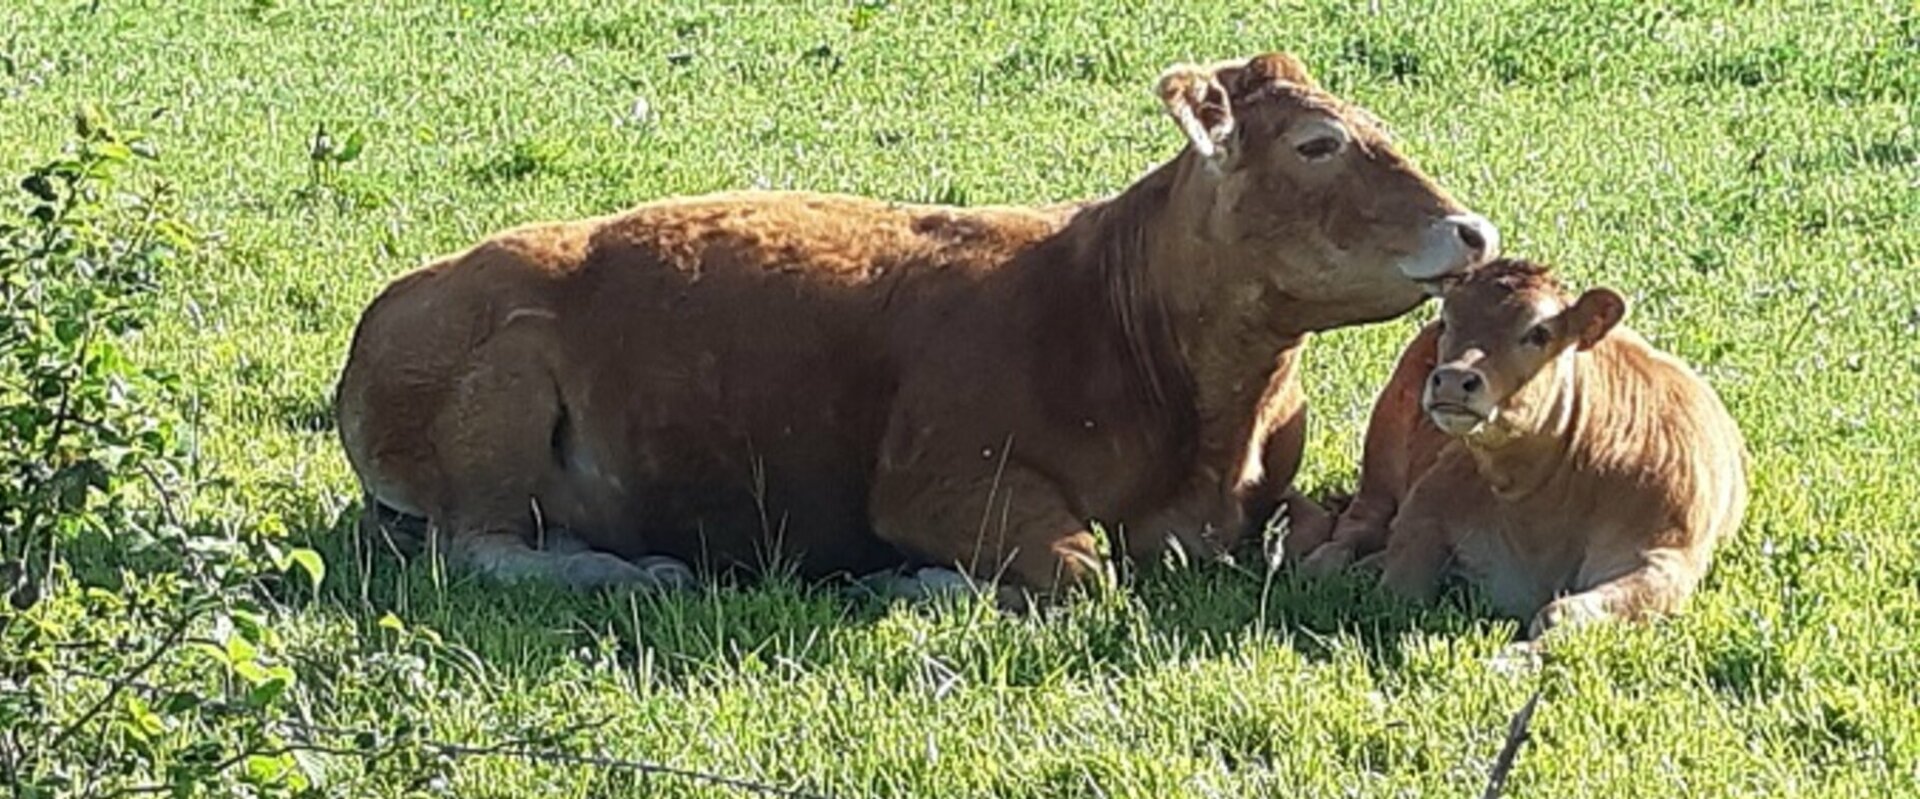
333,52 -> 1500,598
1301,259 -> 1747,638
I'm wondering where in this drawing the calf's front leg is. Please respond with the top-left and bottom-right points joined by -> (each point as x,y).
1376,513 -> 1451,605
1304,321 -> 1446,576
1528,546 -> 1704,639
1300,489 -> 1397,577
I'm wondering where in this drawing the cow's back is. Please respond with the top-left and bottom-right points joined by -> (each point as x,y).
335,190 -> 1074,576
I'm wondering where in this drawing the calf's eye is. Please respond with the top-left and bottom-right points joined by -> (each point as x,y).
1522,324 -> 1552,348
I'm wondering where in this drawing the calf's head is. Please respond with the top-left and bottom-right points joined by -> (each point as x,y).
1156,52 -> 1499,327
1423,259 -> 1626,439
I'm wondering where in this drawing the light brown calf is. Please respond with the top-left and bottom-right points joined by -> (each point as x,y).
1301,259 -> 1747,638
333,52 -> 1501,598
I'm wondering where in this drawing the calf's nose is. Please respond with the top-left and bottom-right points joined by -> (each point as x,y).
1429,365 -> 1485,402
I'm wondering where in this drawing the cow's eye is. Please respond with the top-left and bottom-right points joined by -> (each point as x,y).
1523,324 -> 1552,348
1295,136 -> 1344,160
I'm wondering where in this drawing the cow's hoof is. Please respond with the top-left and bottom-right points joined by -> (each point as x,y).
531,528 -> 594,555
852,567 -> 1025,611
562,551 -> 693,592
632,555 -> 699,591
908,567 -> 976,599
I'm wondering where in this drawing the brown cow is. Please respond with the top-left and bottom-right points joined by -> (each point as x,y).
1300,259 -> 1748,638
332,52 -> 1500,599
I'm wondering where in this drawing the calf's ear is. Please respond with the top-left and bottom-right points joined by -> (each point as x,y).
1564,288 -> 1627,350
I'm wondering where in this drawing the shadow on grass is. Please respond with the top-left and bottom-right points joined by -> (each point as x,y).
274,500 -> 1519,689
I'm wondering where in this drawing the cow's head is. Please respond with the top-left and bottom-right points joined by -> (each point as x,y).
1423,258 -> 1626,440
1156,52 -> 1498,327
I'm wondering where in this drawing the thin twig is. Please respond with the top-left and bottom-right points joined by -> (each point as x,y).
1480,687 -> 1544,799
42,610 -> 198,754
416,741 -> 840,799
99,743 -> 370,799
44,666 -> 839,799
3,726 -> 24,799
130,460 -> 181,532
283,716 -> 839,799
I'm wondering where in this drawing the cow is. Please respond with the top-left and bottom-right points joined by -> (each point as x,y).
332,51 -> 1500,600
1299,258 -> 1748,638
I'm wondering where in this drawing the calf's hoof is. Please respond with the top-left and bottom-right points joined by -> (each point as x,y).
1277,497 -> 1335,560
1487,640 -> 1544,675
1528,593 -> 1609,639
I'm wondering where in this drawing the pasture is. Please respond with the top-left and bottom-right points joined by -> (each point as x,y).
3,0 -> 1917,796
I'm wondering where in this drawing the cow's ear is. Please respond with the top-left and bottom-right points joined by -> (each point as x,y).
1564,287 -> 1627,351
1157,53 -> 1319,161
1156,63 -> 1235,159
1215,52 -> 1319,95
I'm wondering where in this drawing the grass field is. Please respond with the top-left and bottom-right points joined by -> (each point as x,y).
5,0 -> 1919,796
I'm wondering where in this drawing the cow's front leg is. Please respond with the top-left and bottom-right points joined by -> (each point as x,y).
1122,483 -> 1247,568
869,461 -> 1105,602
446,529 -> 697,592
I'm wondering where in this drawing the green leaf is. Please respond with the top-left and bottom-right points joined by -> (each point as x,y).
123,694 -> 165,738
286,547 -> 325,588
336,130 -> 366,163
229,607 -> 269,645
233,658 -> 271,686
225,631 -> 259,666
257,513 -> 289,539
73,104 -> 102,139
243,752 -> 291,786
188,640 -> 230,667
83,586 -> 124,609
160,691 -> 202,715
246,670 -> 290,708
93,141 -> 133,162
376,612 -> 405,633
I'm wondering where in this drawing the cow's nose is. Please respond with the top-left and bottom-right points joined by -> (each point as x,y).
1446,214 -> 1500,260
1429,365 -> 1485,400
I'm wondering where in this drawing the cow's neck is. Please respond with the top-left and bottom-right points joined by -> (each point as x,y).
1072,153 -> 1310,489
1463,352 -> 1582,499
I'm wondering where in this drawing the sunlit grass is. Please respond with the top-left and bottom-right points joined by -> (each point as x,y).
3,0 -> 1916,795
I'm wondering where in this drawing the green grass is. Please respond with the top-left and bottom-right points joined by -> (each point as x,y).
5,0 -> 1919,795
